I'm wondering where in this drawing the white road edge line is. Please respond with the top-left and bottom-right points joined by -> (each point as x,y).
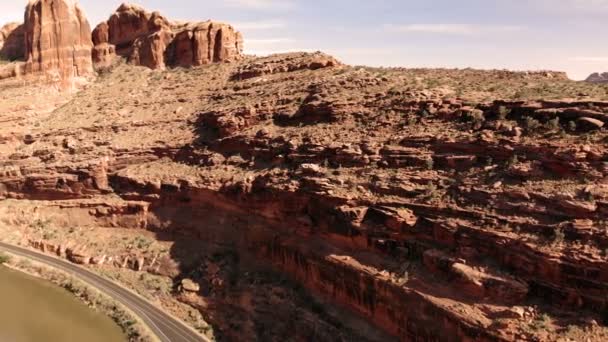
0,244 -> 207,342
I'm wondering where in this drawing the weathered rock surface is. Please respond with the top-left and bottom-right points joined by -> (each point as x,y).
2,52 -> 608,341
0,23 -> 25,61
166,21 -> 244,67
232,52 -> 341,80
586,72 -> 608,83
93,3 -> 243,69
23,0 -> 94,79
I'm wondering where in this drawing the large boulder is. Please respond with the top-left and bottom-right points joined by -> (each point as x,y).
92,3 -> 243,70
24,0 -> 94,79
0,23 -> 25,61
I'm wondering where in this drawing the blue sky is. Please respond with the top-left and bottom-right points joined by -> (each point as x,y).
2,0 -> 608,79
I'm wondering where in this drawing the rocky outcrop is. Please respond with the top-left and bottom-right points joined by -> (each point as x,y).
0,23 -> 25,61
92,3 -> 243,69
586,72 -> 608,83
91,22 -> 116,69
19,0 -> 94,80
166,21 -> 244,67
100,3 -> 171,50
0,0 -> 95,82
91,3 -> 171,69
23,0 -> 94,79
231,52 -> 341,80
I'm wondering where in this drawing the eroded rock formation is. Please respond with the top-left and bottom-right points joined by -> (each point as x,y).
586,72 -> 608,84
0,23 -> 25,61
92,3 -> 243,70
23,0 -> 94,79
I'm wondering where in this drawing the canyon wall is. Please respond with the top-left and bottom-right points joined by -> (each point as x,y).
0,1 -> 607,341
3,58 -> 608,339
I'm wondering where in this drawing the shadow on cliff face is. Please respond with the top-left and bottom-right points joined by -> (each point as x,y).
150,198 -> 380,342
0,24 -> 25,62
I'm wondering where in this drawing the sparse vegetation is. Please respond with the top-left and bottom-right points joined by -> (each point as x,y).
507,154 -> 519,167
531,313 -> 553,331
425,158 -> 434,170
497,106 -> 510,120
545,117 -> 560,131
552,228 -> 566,246
0,252 -> 10,265
524,116 -> 542,133
2,45 -> 608,342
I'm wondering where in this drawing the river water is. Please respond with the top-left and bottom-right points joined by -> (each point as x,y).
0,266 -> 125,342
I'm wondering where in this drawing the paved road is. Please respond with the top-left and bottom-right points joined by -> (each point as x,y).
0,242 -> 207,342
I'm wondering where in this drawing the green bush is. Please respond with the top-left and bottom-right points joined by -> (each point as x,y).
497,106 -> 511,120
524,116 -> 542,133
0,252 -> 11,265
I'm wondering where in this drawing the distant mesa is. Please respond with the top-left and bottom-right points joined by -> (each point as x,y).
585,72 -> 608,83
92,3 -> 244,70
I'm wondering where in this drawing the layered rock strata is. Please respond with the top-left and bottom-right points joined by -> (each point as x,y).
2,54 -> 608,341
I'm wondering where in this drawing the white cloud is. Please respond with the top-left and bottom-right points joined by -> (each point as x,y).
231,19 -> 286,30
224,0 -> 296,10
244,37 -> 312,56
529,0 -> 608,12
384,24 -> 524,35
248,38 -> 295,43
247,38 -> 295,46
569,56 -> 608,62
569,0 -> 608,7
246,48 -> 317,56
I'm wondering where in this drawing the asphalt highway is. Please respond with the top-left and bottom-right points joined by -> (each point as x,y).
0,242 -> 208,342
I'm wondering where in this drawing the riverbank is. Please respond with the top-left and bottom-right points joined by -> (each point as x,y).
0,252 -> 158,342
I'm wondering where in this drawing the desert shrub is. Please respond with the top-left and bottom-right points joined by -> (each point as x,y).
524,116 -> 542,133
0,253 -> 10,265
463,109 -> 485,123
497,106 -> 511,120
552,229 -> 565,246
406,116 -> 418,126
418,108 -> 430,118
545,117 -> 560,131
507,154 -> 519,167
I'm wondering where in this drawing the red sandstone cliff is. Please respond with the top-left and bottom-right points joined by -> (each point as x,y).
23,0 -> 94,79
92,3 -> 243,69
1,1 -> 608,342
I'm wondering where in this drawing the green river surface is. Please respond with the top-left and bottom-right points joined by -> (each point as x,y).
0,266 -> 125,342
